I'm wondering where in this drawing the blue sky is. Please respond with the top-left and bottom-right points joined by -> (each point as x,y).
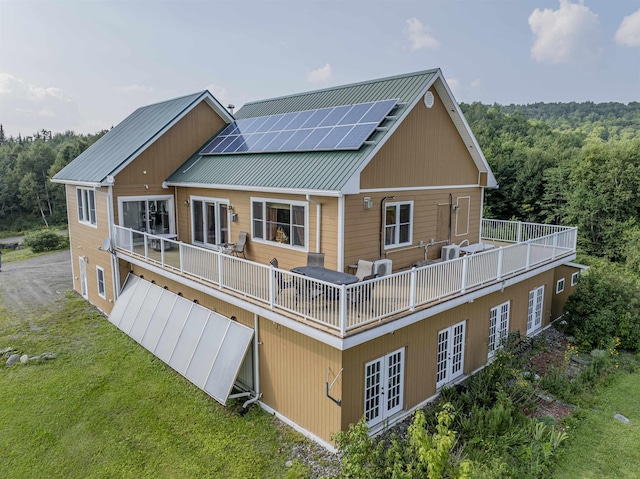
0,0 -> 638,137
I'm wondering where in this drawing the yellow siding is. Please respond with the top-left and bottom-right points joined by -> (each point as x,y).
176,187 -> 339,271
343,189 -> 482,271
552,265 -> 581,319
66,185 -> 115,314
360,87 -> 479,189
341,270 -> 555,429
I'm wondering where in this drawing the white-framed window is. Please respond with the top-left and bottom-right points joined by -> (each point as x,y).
96,266 -> 106,299
488,302 -> 510,358
436,320 -> 466,389
364,348 -> 404,427
571,271 -> 580,286
527,286 -> 545,335
191,197 -> 230,248
556,278 -> 565,294
384,201 -> 413,248
251,197 -> 307,249
79,256 -> 88,299
118,195 -> 175,235
77,187 -> 96,226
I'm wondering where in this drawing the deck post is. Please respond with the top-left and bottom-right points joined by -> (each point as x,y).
552,233 -> 558,259
340,284 -> 347,336
517,221 -> 523,243
526,242 -> 532,269
144,232 -> 149,258
269,265 -> 275,309
461,256 -> 468,294
409,267 -> 417,311
160,238 -> 165,266
218,251 -> 224,289
497,247 -> 503,280
179,243 -> 184,274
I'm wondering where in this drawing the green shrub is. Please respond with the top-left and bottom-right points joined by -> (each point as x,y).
564,263 -> 640,351
23,230 -> 67,253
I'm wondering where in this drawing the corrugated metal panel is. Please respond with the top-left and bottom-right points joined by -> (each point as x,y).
167,70 -> 438,191
53,91 -> 209,183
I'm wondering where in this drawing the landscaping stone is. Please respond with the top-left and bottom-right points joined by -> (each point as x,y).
0,347 -> 13,355
41,353 -> 56,361
20,354 -> 28,363
6,354 -> 20,366
285,460 -> 293,467
571,356 -> 591,365
536,392 -> 554,403
614,414 -> 630,424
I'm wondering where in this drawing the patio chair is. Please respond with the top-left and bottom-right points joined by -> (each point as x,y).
306,252 -> 325,267
269,258 -> 295,297
347,273 -> 378,317
354,259 -> 375,281
224,231 -> 248,258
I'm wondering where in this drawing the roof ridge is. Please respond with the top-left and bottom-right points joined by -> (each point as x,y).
241,69 -> 440,108
135,90 -> 207,110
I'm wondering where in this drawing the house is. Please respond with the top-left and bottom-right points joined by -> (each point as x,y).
52,69 -> 581,450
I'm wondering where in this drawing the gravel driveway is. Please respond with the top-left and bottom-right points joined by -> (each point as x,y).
0,250 -> 73,316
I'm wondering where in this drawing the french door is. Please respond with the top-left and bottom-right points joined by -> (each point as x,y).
527,286 -> 545,335
436,321 -> 466,389
191,197 -> 229,247
364,348 -> 404,427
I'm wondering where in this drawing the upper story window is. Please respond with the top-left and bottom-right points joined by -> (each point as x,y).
384,201 -> 413,248
571,271 -> 580,286
251,198 -> 306,249
191,197 -> 229,248
77,187 -> 96,226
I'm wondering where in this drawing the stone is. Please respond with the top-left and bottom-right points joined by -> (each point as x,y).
6,354 -> 19,366
40,353 -> 56,361
28,356 -> 41,362
614,414 -> 630,424
571,356 -> 591,365
20,354 -> 28,363
285,461 -> 293,467
536,393 -> 554,403
0,347 -> 13,355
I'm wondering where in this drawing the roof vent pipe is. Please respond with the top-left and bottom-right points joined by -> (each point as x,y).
227,104 -> 235,115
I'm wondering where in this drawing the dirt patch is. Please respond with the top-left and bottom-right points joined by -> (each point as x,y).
0,250 -> 73,316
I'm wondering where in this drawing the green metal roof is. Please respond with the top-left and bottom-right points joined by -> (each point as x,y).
166,70 -> 439,193
53,91 -> 231,184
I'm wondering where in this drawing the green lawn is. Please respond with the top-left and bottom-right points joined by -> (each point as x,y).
554,367 -> 640,478
0,295 -> 308,478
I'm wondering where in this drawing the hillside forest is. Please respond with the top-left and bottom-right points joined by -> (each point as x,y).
0,101 -> 638,272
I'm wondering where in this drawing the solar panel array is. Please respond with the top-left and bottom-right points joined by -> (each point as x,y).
200,98 -> 398,155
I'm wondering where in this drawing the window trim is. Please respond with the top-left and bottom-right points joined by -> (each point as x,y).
190,195 -> 230,250
76,187 -> 97,227
96,266 -> 106,299
571,271 -> 580,286
488,301 -> 510,358
250,197 -> 308,251
556,278 -> 565,294
384,201 -> 414,250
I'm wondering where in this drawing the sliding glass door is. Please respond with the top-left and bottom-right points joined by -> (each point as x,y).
118,196 -> 175,235
191,197 -> 229,248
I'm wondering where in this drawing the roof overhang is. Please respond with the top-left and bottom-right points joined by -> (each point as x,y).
165,181 -> 342,197
49,178 -> 103,188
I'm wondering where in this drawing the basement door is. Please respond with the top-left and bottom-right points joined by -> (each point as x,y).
108,274 -> 253,405
527,286 -> 545,335
364,348 -> 405,427
436,320 -> 466,389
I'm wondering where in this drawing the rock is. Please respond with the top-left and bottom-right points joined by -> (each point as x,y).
285,460 -> 293,467
614,414 -> 630,424
20,354 -> 28,363
536,393 -> 554,403
28,356 -> 41,362
571,356 -> 591,365
6,354 -> 20,366
40,353 -> 56,361
0,347 -> 13,355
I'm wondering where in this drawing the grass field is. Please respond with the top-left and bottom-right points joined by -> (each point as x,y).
554,367 -> 640,478
0,294 -> 309,478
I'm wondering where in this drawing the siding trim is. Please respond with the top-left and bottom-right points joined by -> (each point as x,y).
360,184 -> 480,193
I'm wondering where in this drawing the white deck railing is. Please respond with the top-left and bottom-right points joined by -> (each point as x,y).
114,219 -> 577,337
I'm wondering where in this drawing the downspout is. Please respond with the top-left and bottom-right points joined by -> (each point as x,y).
107,185 -> 120,300
243,313 -> 261,408
306,194 -> 321,253
337,194 -> 345,271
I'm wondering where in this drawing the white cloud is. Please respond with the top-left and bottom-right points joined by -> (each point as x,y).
404,17 -> 440,51
120,84 -> 156,93
307,63 -> 332,85
528,0 -> 603,64
446,78 -> 461,97
0,73 -> 79,136
615,9 -> 640,47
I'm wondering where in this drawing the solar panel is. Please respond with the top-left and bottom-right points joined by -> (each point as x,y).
200,98 -> 398,155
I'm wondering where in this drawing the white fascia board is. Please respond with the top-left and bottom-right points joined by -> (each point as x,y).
432,74 -> 498,188
360,184 -> 480,193
50,178 -> 102,187
203,92 -> 235,123
341,72 -> 440,193
341,253 -> 576,350
118,253 -> 345,349
165,181 -> 341,198
105,93 -> 231,183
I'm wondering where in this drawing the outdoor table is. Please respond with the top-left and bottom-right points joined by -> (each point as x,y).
290,266 -> 359,285
150,233 -> 177,251
460,242 -> 495,255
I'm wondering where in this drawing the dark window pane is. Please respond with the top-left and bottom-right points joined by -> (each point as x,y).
252,201 -> 263,220
400,204 -> 411,223
399,224 -> 409,243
